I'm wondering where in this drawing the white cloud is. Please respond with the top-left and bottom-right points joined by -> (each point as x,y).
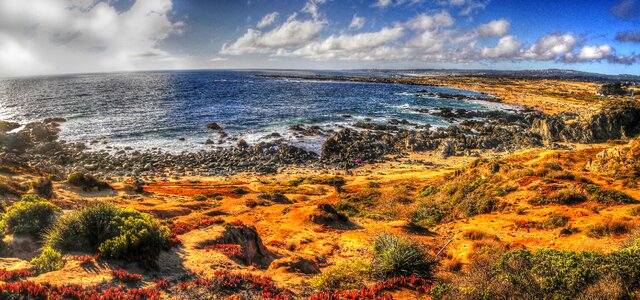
573,45 -> 614,61
302,0 -> 326,19
481,35 -> 521,58
257,12 -> 279,29
405,11 -> 454,31
210,57 -> 228,62
477,19 -> 510,38
287,26 -> 405,59
523,33 -> 577,61
374,0 -> 393,8
349,15 -> 365,30
0,0 -> 184,77
221,18 -> 326,55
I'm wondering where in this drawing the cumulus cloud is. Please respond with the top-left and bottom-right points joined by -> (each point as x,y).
477,19 -> 510,38
285,26 -> 405,60
0,0 -> 184,77
405,11 -> 454,31
257,12 -> 279,29
572,45 -> 614,61
221,18 -> 325,55
481,35 -> 521,58
349,15 -> 365,30
522,33 -> 577,61
616,30 -> 640,43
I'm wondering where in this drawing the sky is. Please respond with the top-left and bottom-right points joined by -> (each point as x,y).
0,0 -> 639,77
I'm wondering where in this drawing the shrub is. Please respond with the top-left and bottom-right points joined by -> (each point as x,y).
45,204 -> 171,268
192,194 -> 207,201
1,195 -> 60,237
31,247 -> 64,273
529,189 -> 587,206
586,186 -> 637,205
311,260 -> 370,290
587,219 -> 633,237
66,172 -> 111,191
537,213 -> 569,229
462,229 -> 497,241
410,202 -> 449,227
371,233 -> 435,278
31,177 -> 53,199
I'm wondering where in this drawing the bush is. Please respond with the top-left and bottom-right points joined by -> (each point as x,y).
529,189 -> 587,206
31,177 -> 53,199
45,204 -> 171,268
371,233 -> 435,278
585,185 -> 637,205
587,219 -> 633,237
410,202 -> 449,227
1,195 -> 60,237
311,260 -> 370,290
67,172 -> 111,191
537,213 -> 569,229
31,247 -> 64,273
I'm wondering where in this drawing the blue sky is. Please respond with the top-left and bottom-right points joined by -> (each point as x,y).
0,0 -> 639,76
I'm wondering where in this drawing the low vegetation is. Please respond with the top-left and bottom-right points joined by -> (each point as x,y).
45,203 -> 171,268
66,172 -> 111,191
0,194 -> 60,237
372,233 -> 435,278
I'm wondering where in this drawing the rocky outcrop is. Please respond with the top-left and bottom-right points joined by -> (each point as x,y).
309,204 -> 353,229
531,101 -> 640,143
270,255 -> 320,274
216,223 -> 275,268
0,120 -> 20,133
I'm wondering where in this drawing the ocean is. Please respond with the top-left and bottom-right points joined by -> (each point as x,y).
0,70 -> 516,153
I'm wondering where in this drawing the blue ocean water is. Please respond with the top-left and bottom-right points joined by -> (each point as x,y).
0,70 -> 516,153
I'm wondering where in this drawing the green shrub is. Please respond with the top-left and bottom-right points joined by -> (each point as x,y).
585,185 -> 637,205
67,172 -> 111,191
31,247 -> 64,273
310,260 -> 370,290
31,177 -> 53,199
1,195 -> 60,237
537,213 -> 569,229
192,194 -> 207,201
410,202 -> 449,227
371,233 -> 435,278
529,189 -> 587,206
45,204 -> 171,268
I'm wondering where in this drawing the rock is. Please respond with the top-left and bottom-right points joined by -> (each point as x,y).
309,204 -> 352,228
216,223 -> 275,268
207,122 -> 222,130
270,256 -> 320,274
0,120 -> 20,133
205,139 -> 214,145
237,139 -> 249,148
438,139 -> 456,158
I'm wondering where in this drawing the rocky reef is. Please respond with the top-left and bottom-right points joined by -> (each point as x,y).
2,100 -> 639,178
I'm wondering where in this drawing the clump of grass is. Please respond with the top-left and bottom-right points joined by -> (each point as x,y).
67,172 -> 111,191
587,218 -> 634,237
528,189 -> 587,206
31,247 -> 64,273
31,177 -> 53,199
1,194 -> 60,237
462,229 -> 498,241
45,203 -> 171,268
585,185 -> 637,205
305,176 -> 346,192
192,194 -> 207,201
536,213 -> 569,230
310,260 -> 371,290
371,233 -> 435,278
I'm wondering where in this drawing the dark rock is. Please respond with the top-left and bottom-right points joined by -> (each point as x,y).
207,122 -> 222,130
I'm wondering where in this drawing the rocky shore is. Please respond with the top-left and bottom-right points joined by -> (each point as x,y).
1,100 -> 639,179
